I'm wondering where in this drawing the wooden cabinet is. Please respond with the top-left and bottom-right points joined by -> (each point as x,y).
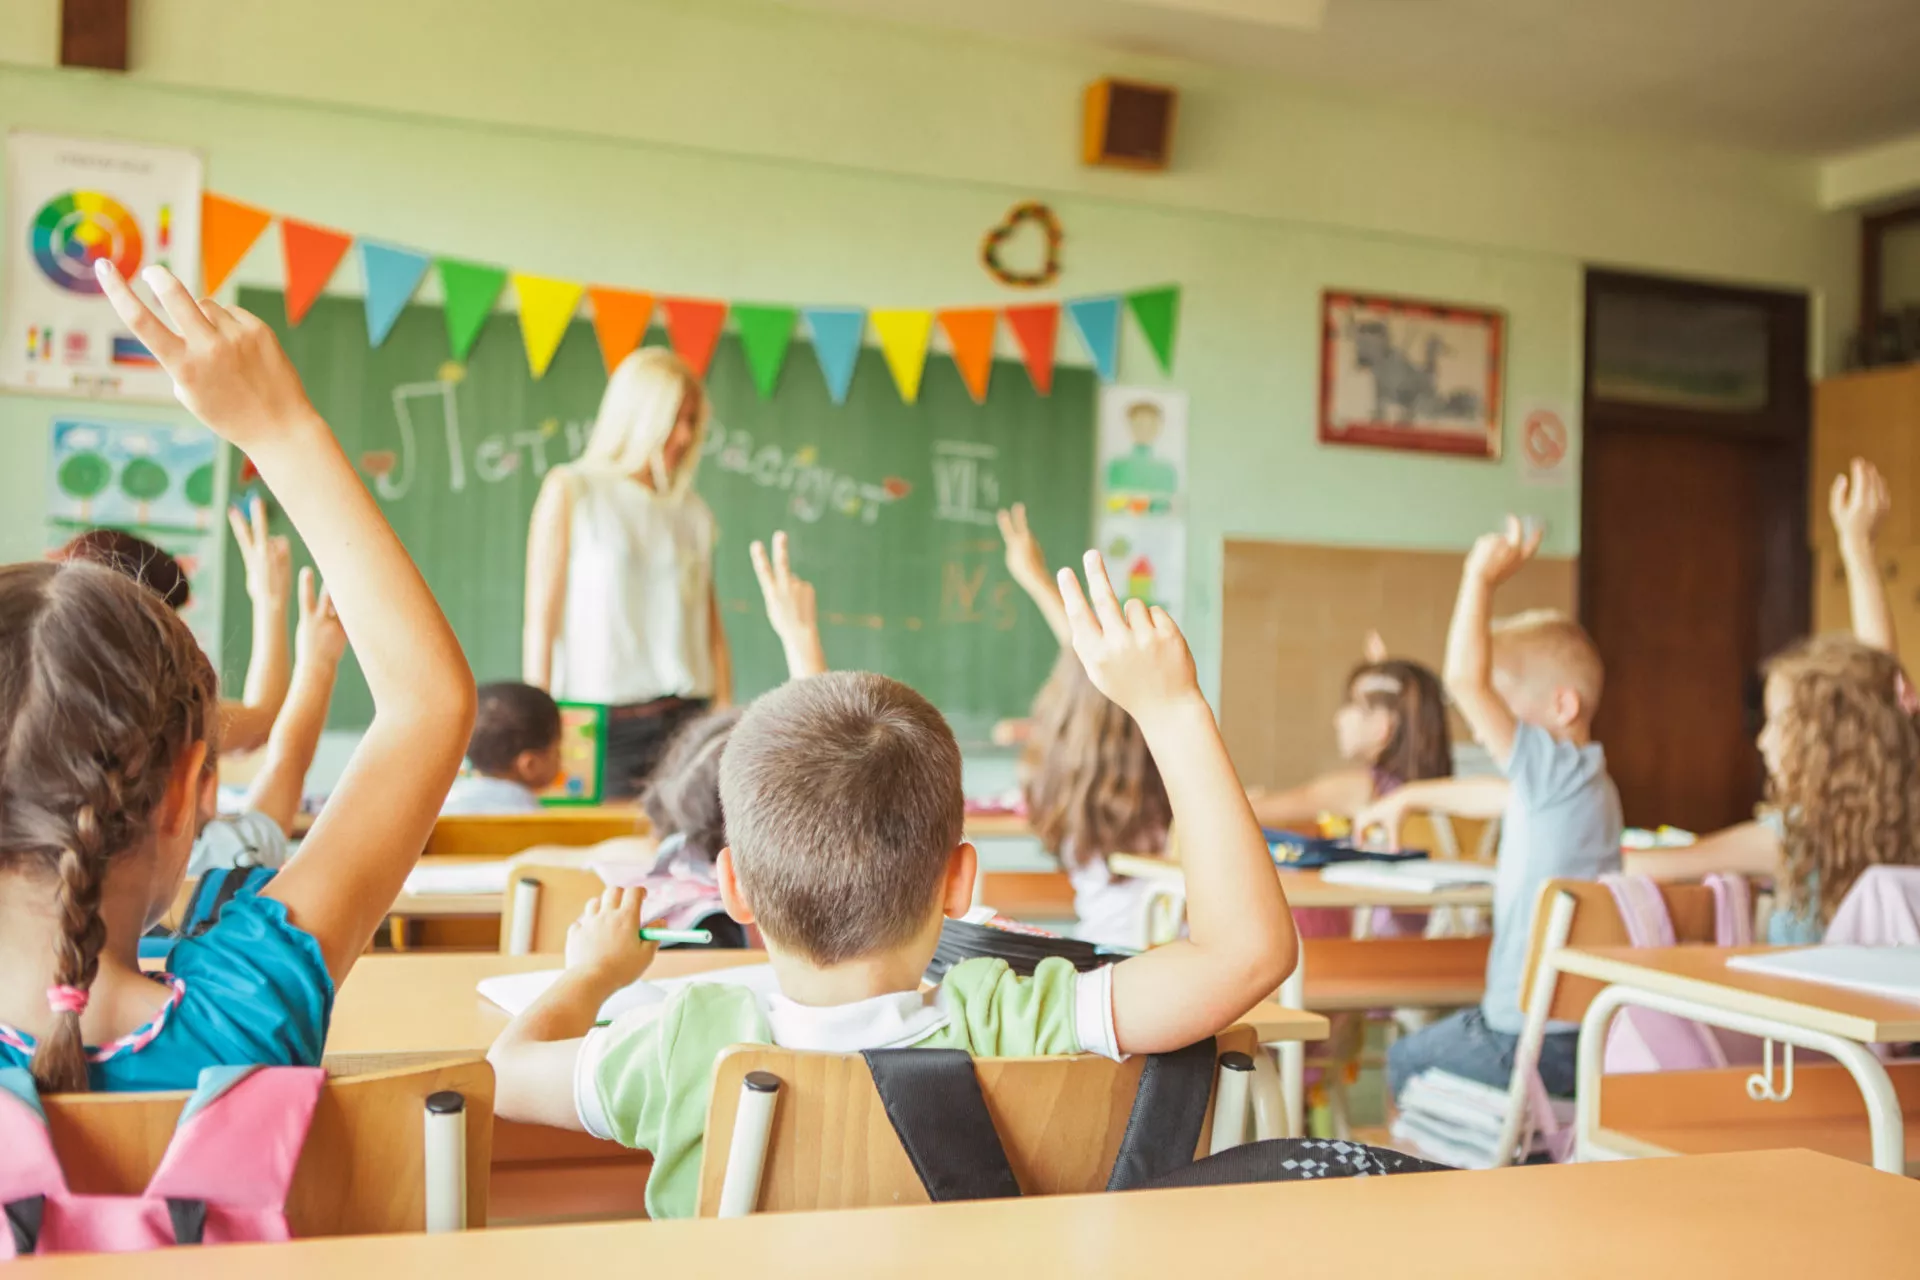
1811,365 -> 1920,551
1811,544 -> 1920,678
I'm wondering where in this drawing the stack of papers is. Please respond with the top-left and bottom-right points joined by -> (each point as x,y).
1319,862 -> 1498,894
477,963 -> 783,1023
402,862 -> 513,896
1389,1069 -> 1571,1169
1727,946 -> 1920,1005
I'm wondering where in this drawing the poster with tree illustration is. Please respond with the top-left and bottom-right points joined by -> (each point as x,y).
46,418 -> 222,653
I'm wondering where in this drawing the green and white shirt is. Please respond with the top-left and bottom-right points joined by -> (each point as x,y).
573,956 -> 1119,1218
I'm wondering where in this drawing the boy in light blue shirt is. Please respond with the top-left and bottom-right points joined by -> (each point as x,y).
441,682 -> 561,814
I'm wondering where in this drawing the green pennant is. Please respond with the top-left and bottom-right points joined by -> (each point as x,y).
733,304 -> 799,400
437,258 -> 510,361
1126,285 -> 1180,374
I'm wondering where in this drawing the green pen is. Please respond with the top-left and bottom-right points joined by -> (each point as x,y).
640,927 -> 713,945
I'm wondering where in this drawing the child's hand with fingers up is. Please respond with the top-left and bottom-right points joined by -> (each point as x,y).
1055,550 -> 1200,727
1831,457 -> 1891,553
996,503 -> 1051,592
564,887 -> 656,987
295,567 -> 347,667
1464,515 -> 1543,589
750,531 -> 827,679
229,495 -> 292,610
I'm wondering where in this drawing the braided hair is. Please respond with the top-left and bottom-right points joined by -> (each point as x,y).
0,561 -> 218,1091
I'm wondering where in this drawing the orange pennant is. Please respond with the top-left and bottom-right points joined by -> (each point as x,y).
937,308 -> 997,404
279,219 -> 353,326
201,193 -> 273,295
1003,303 -> 1060,396
586,286 -> 655,374
663,297 -> 728,379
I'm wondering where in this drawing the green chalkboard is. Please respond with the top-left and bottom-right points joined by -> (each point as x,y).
222,289 -> 1094,743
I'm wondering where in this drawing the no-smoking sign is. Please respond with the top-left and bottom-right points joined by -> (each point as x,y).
1521,407 -> 1570,486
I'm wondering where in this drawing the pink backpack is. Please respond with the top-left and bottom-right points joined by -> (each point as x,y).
0,1064 -> 323,1257
1600,872 -> 1755,1073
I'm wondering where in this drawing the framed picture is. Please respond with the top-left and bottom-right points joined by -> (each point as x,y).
539,702 -> 607,807
1318,291 -> 1505,459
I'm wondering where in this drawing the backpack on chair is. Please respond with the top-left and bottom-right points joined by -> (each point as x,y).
1601,873 -> 1757,1073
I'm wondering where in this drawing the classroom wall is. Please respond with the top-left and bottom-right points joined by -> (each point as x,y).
0,0 -> 1857,700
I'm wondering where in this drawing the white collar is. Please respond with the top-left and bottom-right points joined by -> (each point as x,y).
763,986 -> 950,1052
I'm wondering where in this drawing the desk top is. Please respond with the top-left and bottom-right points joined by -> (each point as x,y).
325,951 -> 1327,1056
1554,946 -> 1920,1043
1107,855 -> 1497,909
14,1150 -> 1909,1278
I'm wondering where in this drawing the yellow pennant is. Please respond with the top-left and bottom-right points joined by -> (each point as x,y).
512,273 -> 585,378
871,309 -> 934,404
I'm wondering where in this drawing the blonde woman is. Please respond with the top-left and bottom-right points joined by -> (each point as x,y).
524,349 -> 731,798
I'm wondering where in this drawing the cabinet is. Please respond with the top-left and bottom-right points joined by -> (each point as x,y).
1811,365 -> 1920,551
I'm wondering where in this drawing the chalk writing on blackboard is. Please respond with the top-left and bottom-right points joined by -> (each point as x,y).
932,440 -> 1000,526
705,422 -> 910,527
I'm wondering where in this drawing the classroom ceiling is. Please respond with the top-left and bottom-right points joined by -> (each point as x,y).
776,0 -> 1920,155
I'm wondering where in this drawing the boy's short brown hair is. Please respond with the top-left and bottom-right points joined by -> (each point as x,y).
1490,609 -> 1605,713
719,672 -> 963,966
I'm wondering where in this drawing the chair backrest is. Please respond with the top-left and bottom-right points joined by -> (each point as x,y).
1521,878 -> 1717,1024
499,864 -> 610,954
695,1025 -> 1258,1215
425,809 -> 644,860
40,1056 -> 493,1236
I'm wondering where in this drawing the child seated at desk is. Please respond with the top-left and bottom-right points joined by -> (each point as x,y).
0,262 -> 473,1092
488,553 -> 1297,1219
1358,517 -> 1622,1102
441,682 -> 563,815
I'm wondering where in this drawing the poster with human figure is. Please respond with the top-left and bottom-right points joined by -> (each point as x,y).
1096,386 -> 1187,614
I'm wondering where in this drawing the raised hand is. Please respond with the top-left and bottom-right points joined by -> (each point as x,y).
229,495 -> 292,609
1464,515 -> 1543,589
1831,457 -> 1890,552
295,567 -> 347,666
94,261 -> 316,449
563,886 -> 656,987
750,531 -> 827,679
1363,630 -> 1389,664
996,503 -> 1051,592
1055,550 -> 1199,724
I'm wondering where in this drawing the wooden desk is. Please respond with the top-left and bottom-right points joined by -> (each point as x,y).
15,1151 -> 1913,1277
1107,855 -> 1496,910
1554,945 -> 1919,1174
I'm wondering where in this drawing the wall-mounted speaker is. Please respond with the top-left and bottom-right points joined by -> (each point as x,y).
1083,78 -> 1177,172
61,0 -> 130,72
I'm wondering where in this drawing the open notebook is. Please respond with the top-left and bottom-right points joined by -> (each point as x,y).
478,963 -> 784,1023
403,861 -> 513,896
1726,946 -> 1920,1005
1318,862 -> 1498,894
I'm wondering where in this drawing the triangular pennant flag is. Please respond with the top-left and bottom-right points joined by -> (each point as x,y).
937,308 -> 997,405
1065,296 -> 1121,383
871,309 -> 934,404
733,304 -> 799,400
803,308 -> 865,404
512,273 -> 584,378
1003,303 -> 1060,396
662,297 -> 728,379
586,286 -> 655,373
200,194 -> 272,295
278,219 -> 352,327
437,258 -> 509,361
358,241 -> 432,347
1127,285 -> 1181,374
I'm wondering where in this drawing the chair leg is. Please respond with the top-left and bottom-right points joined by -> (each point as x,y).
1275,961 -> 1306,1138
1490,890 -> 1577,1167
423,1090 -> 468,1233
1249,1049 -> 1286,1141
717,1071 -> 782,1218
1210,1052 -> 1254,1153
506,878 -> 542,956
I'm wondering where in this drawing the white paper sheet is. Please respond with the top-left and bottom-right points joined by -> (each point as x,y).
477,963 -> 784,1022
1726,946 -> 1920,1005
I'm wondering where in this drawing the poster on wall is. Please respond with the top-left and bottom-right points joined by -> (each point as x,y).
45,418 -> 223,654
1096,386 -> 1187,613
1318,291 -> 1504,459
3,131 -> 204,401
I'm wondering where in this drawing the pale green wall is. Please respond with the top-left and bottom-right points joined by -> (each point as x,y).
0,0 -> 1856,692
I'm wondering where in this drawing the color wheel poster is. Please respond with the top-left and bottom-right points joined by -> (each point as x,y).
3,131 -> 203,401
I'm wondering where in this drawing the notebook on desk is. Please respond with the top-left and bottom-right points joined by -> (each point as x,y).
1318,862 -> 1499,894
478,963 -> 783,1022
1727,946 -> 1920,1005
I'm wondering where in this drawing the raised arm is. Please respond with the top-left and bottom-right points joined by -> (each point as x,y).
243,569 -> 345,834
1832,458 -> 1895,654
997,504 -> 1070,645
1625,820 -> 1781,881
523,471 -> 572,690
100,262 -> 476,985
218,497 -> 293,753
1052,551 -> 1296,1055
1250,769 -> 1377,829
1446,516 -> 1542,767
751,531 -> 827,678
1352,775 -> 1511,851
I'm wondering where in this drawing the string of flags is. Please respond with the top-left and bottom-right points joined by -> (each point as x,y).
200,192 -> 1180,405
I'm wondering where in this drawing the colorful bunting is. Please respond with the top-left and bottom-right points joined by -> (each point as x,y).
586,286 -> 654,373
733,304 -> 799,400
937,308 -> 997,404
201,194 -> 272,295
872,310 -> 934,404
804,308 -> 865,404
1127,285 -> 1180,374
278,219 -> 353,327
437,259 -> 509,361
513,274 -> 584,378
1003,303 -> 1060,396
358,241 -> 432,347
662,297 -> 728,379
1065,296 -> 1121,383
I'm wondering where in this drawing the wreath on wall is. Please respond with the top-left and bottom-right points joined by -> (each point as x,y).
980,201 -> 1063,289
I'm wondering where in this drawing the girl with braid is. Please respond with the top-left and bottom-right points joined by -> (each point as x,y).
0,261 -> 474,1091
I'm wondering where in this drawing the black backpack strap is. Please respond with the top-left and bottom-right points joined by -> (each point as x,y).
861,1049 -> 1021,1203
1141,1138 -> 1453,1190
4,1196 -> 43,1255
1105,1036 -> 1219,1191
167,1197 -> 208,1245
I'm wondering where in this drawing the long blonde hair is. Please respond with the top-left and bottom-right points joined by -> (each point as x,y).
579,348 -> 710,495
1021,652 -> 1171,867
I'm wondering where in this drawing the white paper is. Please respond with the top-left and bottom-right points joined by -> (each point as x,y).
1726,946 -> 1920,1005
1318,862 -> 1498,893
477,962 -> 784,1021
404,861 -> 513,896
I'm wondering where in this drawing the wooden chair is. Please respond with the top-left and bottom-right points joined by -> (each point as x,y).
424,809 -> 646,860
41,1055 -> 494,1235
696,1025 -> 1264,1216
500,863 -> 610,954
972,871 -> 1077,922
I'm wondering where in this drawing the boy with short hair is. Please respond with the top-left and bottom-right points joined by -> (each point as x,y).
489,551 -> 1298,1219
1362,517 -> 1623,1100
441,681 -> 563,814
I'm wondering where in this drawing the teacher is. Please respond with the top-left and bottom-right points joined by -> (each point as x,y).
523,348 -> 731,799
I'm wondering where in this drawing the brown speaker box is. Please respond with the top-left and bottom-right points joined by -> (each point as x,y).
62,0 -> 130,72
1083,78 -> 1176,171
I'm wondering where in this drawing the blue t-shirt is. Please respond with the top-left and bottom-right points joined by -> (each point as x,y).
0,894 -> 333,1092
